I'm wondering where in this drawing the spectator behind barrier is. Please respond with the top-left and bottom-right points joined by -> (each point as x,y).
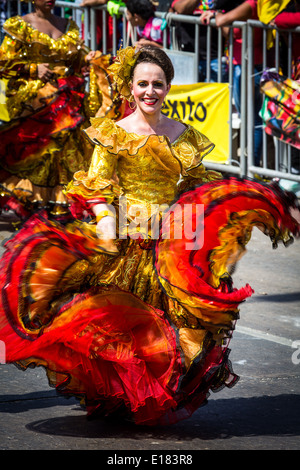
169,0 -> 243,82
264,0 -> 300,78
126,0 -> 166,48
266,0 -> 300,175
210,0 -> 263,166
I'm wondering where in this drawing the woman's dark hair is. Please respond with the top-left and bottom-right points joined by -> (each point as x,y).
126,0 -> 155,21
131,46 -> 175,84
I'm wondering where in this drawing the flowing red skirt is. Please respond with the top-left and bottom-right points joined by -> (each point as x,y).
0,178 -> 299,425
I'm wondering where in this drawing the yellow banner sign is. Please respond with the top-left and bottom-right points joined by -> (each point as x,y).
162,82 -> 229,163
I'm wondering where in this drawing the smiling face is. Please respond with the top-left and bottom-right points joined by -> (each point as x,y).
130,62 -> 171,115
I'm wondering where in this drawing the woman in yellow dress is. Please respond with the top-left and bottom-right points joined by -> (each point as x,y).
0,45 -> 299,426
0,0 -> 119,221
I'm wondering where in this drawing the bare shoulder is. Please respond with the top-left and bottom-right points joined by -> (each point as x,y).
166,117 -> 186,133
115,115 -> 136,133
162,116 -> 187,141
21,14 -> 68,34
116,114 -> 187,139
22,13 -> 34,24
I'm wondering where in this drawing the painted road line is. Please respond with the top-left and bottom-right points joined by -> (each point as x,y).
236,325 -> 294,347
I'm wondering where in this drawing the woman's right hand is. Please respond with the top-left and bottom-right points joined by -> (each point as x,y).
96,215 -> 116,240
85,50 -> 97,62
96,215 -> 118,253
37,63 -> 55,82
93,203 -> 118,251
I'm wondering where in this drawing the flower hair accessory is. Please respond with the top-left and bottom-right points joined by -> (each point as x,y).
108,46 -> 140,101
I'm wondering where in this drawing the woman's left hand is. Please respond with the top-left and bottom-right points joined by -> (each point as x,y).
85,50 -> 97,62
81,51 -> 97,76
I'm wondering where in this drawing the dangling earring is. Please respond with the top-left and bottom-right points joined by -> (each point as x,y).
129,100 -> 136,110
128,94 -> 136,110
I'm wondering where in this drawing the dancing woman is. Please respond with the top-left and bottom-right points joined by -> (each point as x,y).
0,45 -> 299,426
0,0 -> 117,222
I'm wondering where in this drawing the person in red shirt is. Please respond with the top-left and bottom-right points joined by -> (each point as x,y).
272,1 -> 300,79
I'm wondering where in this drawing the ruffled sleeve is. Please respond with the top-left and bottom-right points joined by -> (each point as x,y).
173,126 -> 222,192
0,17 -> 28,72
0,18 -> 43,118
2,16 -> 27,41
64,118 -> 122,218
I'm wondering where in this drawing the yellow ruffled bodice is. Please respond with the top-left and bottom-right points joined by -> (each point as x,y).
1,16 -> 84,68
65,118 -> 221,229
0,16 -> 87,118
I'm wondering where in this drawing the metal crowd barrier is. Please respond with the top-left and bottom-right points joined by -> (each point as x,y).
2,1 -> 300,184
246,19 -> 300,183
74,4 -> 247,176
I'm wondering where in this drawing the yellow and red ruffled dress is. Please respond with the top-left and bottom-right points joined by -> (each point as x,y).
0,17 -> 119,221
0,118 -> 299,425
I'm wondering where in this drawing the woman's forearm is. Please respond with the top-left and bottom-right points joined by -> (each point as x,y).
171,0 -> 199,16
92,203 -> 112,218
215,1 -> 252,27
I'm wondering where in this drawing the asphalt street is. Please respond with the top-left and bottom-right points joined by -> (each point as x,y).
0,212 -> 299,453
